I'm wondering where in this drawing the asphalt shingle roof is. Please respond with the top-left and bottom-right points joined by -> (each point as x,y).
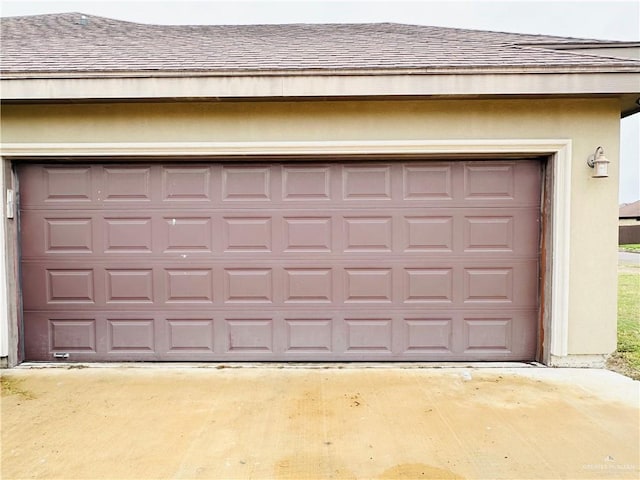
1,12 -> 639,75
620,200 -> 640,219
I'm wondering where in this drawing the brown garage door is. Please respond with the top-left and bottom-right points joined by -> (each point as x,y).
19,160 -> 540,362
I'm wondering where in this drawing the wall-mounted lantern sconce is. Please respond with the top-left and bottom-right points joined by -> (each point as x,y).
587,146 -> 610,178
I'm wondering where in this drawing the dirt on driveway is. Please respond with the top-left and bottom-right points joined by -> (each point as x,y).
1,366 -> 638,479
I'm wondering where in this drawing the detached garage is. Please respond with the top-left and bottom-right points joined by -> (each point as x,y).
1,14 -> 639,366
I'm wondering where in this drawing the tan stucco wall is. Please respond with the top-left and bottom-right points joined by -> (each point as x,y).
0,98 -> 621,358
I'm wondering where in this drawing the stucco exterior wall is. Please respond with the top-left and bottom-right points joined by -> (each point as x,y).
0,98 -> 621,362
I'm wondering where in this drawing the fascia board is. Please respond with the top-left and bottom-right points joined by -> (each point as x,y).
1,72 -> 639,102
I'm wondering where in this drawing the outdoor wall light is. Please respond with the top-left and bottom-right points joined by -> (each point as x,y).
587,146 -> 610,178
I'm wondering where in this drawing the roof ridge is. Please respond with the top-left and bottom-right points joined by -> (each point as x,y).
1,11 -> 144,25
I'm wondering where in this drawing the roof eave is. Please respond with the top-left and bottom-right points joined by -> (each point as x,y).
2,70 -> 639,116
2,64 -> 640,79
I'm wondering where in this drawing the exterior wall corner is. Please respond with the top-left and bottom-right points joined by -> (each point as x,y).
548,354 -> 609,368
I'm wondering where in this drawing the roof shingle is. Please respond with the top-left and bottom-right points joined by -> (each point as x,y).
1,13 -> 639,76
620,201 -> 640,219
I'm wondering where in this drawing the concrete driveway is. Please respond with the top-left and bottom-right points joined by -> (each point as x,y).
619,251 -> 640,268
1,365 -> 638,480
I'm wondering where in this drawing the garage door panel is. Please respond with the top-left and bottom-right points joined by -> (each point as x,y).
461,260 -> 538,307
18,162 -> 540,209
43,216 -> 94,254
165,318 -> 215,353
402,215 -> 454,252
20,160 -> 540,361
21,264 -> 96,308
401,316 -> 454,354
102,166 -> 152,202
462,208 -> 539,254
343,268 -> 393,303
464,162 -> 516,200
343,216 -> 393,252
20,211 -> 97,256
223,316 -> 276,354
342,164 -> 392,200
161,166 -> 213,202
20,165 -> 94,205
165,268 -> 215,303
464,216 -> 515,252
464,267 -> 514,303
45,268 -> 95,304
462,312 -> 537,358
222,216 -> 273,252
161,216 -> 214,252
106,269 -> 155,304
283,268 -> 333,303
48,318 -> 98,353
21,261 -> 537,310
402,163 -> 453,200
284,317 -> 334,353
404,318 -> 454,353
463,161 -> 541,203
223,268 -> 274,304
222,165 -> 272,201
23,314 -> 85,359
107,317 -> 155,353
283,216 -> 333,252
463,317 -> 514,353
103,216 -> 153,253
344,317 -> 393,354
403,268 -> 454,304
23,311 -> 537,361
282,165 -> 332,201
